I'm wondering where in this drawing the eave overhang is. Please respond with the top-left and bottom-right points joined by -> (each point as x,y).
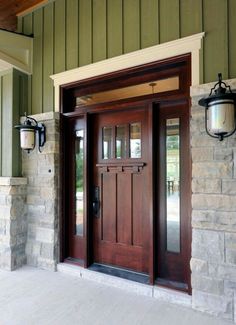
0,29 -> 33,74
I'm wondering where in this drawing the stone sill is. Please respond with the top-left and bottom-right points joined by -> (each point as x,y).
20,112 -> 59,123
0,177 -> 27,186
190,78 -> 236,97
57,263 -> 192,308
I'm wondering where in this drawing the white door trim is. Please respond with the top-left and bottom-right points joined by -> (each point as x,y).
51,32 -> 205,112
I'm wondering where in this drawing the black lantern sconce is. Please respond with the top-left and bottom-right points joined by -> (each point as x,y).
14,113 -> 46,153
198,73 -> 236,141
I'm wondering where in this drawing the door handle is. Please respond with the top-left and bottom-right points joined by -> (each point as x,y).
93,186 -> 100,217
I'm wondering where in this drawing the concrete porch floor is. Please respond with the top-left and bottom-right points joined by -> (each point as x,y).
0,266 -> 231,325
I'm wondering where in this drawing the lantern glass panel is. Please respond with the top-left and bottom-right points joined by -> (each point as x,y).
20,129 -> 35,150
207,99 -> 235,136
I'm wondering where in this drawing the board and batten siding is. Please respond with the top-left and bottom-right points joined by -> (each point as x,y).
17,0 -> 236,115
0,69 -> 28,176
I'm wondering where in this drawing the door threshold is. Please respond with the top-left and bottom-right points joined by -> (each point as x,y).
57,262 -> 192,307
88,263 -> 149,284
155,277 -> 188,293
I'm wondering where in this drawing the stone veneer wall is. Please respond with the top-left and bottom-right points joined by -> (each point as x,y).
23,112 -> 60,270
191,78 -> 236,322
0,177 -> 27,270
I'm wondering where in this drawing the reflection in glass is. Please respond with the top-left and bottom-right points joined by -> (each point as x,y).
130,123 -> 141,158
166,118 -> 180,253
75,129 -> 84,236
116,125 -> 126,159
103,127 -> 112,159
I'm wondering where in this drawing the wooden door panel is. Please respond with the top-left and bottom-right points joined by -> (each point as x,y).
132,173 -> 143,247
93,106 -> 150,274
117,172 -> 132,245
101,173 -> 116,242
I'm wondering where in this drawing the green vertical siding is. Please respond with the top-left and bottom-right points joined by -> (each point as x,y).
66,0 -> 78,70
54,0 -> 66,73
43,3 -> 54,112
2,73 -> 13,176
159,0 -> 180,43
180,0 -> 202,37
0,69 -> 28,176
32,9 -> 43,115
203,0 -> 228,82
123,0 -> 140,53
19,0 -> 236,114
93,0 -> 107,62
0,76 -> 2,175
141,0 -> 159,48
107,0 -> 123,58
229,0 -> 236,78
79,0 -> 92,66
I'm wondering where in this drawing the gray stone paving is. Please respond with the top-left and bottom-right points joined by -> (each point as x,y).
0,266 -> 232,325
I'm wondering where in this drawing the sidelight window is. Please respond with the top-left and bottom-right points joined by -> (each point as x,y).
75,129 -> 84,236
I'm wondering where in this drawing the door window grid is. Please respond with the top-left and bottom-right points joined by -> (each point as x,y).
102,123 -> 142,160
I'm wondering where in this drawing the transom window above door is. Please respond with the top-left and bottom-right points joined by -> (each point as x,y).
76,76 -> 179,107
102,122 -> 142,160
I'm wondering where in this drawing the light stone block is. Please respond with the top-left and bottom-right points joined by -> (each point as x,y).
225,233 -> 236,265
191,274 -> 224,295
35,227 -> 54,243
222,180 -> 236,194
192,289 -> 233,321
192,162 -> 233,178
192,210 -> 236,232
192,194 -> 236,211
192,178 -> 221,194
214,148 -> 233,161
192,229 -> 224,263
190,258 -> 208,275
191,147 -> 214,162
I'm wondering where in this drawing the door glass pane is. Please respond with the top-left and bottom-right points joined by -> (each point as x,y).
116,125 -> 126,159
103,127 -> 112,159
130,122 -> 141,158
166,118 -> 180,253
75,130 -> 84,236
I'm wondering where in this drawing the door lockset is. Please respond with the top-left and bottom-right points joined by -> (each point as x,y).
93,186 -> 100,217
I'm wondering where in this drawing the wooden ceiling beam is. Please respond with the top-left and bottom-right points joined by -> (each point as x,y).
0,0 -> 49,31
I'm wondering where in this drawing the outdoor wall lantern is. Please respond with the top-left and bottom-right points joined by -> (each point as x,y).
14,113 -> 46,153
198,73 -> 236,141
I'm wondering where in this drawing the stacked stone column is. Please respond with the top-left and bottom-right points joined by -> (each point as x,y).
23,112 -> 60,271
191,79 -> 236,322
0,177 -> 27,270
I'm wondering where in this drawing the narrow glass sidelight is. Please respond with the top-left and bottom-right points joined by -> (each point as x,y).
166,118 -> 180,253
75,129 -> 84,236
130,122 -> 141,158
103,127 -> 112,159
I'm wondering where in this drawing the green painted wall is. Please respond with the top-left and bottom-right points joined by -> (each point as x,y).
0,69 -> 28,176
18,0 -> 236,114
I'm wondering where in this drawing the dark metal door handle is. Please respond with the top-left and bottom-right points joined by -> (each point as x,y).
93,186 -> 100,217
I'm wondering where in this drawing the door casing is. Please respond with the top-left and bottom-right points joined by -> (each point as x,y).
60,54 -> 192,293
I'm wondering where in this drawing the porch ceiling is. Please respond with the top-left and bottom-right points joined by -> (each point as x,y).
0,0 -> 47,31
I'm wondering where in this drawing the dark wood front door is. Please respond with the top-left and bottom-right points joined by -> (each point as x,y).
92,105 -> 151,274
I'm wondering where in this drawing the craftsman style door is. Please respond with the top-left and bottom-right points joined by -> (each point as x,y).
62,54 -> 191,292
92,105 -> 151,273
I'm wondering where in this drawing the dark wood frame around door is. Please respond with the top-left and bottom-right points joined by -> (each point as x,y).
60,54 -> 192,293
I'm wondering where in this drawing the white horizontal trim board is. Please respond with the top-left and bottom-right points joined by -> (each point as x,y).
51,32 -> 205,112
